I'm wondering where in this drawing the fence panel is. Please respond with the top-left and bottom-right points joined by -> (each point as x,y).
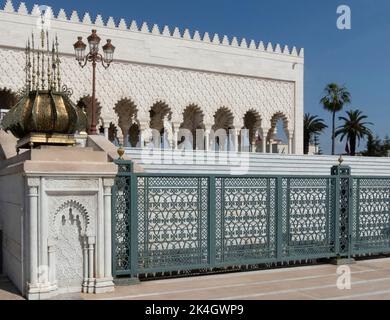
215,177 -> 278,266
281,177 -> 338,260
112,167 -> 343,276
136,175 -> 210,273
351,177 -> 390,255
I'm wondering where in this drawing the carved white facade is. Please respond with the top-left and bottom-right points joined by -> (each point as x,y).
0,0 -> 304,154
26,175 -> 115,299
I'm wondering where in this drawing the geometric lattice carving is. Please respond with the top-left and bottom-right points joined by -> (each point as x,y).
137,176 -> 209,270
281,178 -> 336,258
215,177 -> 277,262
0,48 -> 295,131
113,170 -> 131,272
351,178 -> 390,254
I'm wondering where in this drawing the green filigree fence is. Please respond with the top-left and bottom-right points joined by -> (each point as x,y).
112,161 -> 390,277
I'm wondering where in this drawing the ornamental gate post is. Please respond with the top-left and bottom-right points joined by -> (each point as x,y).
331,163 -> 354,262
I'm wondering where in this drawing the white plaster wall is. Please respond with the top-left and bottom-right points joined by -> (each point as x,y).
0,1 -> 304,154
0,172 -> 25,294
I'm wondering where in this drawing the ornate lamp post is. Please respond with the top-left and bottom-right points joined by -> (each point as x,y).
73,30 -> 115,135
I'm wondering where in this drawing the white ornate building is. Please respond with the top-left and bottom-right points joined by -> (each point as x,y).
0,0 -> 304,154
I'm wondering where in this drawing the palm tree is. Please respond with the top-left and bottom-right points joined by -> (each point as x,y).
304,113 -> 327,154
320,83 -> 351,155
336,110 -> 372,156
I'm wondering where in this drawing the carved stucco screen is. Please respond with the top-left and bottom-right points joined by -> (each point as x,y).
0,1 -> 304,154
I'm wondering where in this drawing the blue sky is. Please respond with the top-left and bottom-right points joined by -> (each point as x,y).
12,0 -> 390,154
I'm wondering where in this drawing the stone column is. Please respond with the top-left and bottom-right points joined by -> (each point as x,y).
104,124 -> 110,140
288,132 -> 294,154
173,127 -> 179,150
47,242 -> 56,285
204,127 -> 211,151
87,236 -> 96,293
268,139 -> 273,154
233,129 -> 240,152
103,179 -> 114,279
82,237 -> 88,293
27,178 -> 40,289
139,122 -> 151,149
261,127 -> 270,154
117,131 -> 124,146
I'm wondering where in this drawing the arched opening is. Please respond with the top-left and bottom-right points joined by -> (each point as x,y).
180,104 -> 205,150
267,112 -> 289,154
242,110 -> 262,152
212,107 -> 234,151
76,96 -> 102,135
114,99 -> 138,148
149,101 -> 172,149
0,88 -> 17,125
128,123 -> 140,148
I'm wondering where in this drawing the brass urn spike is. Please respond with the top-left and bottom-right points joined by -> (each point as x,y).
338,155 -> 344,166
117,145 -> 125,160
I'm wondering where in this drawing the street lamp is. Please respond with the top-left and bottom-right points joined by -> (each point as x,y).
73,29 -> 115,135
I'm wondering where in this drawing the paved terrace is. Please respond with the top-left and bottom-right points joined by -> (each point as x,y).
1,258 -> 390,300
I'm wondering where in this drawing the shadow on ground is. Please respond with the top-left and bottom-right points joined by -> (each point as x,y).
0,275 -> 24,300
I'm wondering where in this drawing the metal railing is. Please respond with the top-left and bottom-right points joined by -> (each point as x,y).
112,161 -> 390,277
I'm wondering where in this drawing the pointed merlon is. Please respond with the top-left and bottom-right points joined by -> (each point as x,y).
222,35 -> 229,45
193,30 -> 201,41
118,18 -> 127,30
45,6 -> 54,19
202,32 -> 211,42
183,29 -> 191,39
231,37 -> 239,47
212,33 -> 220,44
70,10 -> 80,22
31,4 -> 40,16
240,38 -> 248,48
107,17 -> 116,28
17,2 -> 28,15
95,14 -> 104,26
172,27 -> 181,38
266,42 -> 274,52
249,40 -> 256,49
162,25 -> 171,36
151,24 -> 160,35
291,46 -> 298,56
140,22 -> 149,33
7,4 -> 304,57
3,0 -> 15,12
129,20 -> 138,31
82,13 -> 92,24
258,41 -> 265,51
57,8 -> 67,20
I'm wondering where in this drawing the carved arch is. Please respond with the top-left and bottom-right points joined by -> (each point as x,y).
212,107 -> 234,131
50,200 -> 91,241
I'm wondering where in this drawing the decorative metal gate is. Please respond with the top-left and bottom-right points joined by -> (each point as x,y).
112,161 -> 390,277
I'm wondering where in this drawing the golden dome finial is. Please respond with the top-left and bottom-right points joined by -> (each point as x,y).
338,155 -> 344,166
117,145 -> 125,160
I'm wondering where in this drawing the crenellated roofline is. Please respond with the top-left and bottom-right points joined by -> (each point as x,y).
1,0 -> 304,58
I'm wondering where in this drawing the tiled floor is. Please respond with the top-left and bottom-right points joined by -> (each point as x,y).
2,258 -> 390,300
87,258 -> 390,300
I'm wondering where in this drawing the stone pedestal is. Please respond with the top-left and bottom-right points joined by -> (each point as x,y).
0,145 -> 117,300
